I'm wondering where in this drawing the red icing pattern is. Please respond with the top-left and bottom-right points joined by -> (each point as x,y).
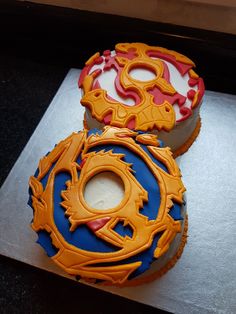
78,60 -> 102,88
149,87 -> 186,107
148,60 -> 190,121
147,51 -> 193,76
93,80 -> 101,90
147,59 -> 191,122
101,50 -> 196,123
80,158 -> 87,168
91,68 -> 102,78
179,107 -> 192,121
187,89 -> 196,100
86,217 -> 111,232
78,54 -> 103,88
104,54 -> 141,105
127,118 -> 136,130
196,78 -> 205,104
95,56 -> 103,64
116,49 -> 137,60
79,45 -> 204,126
163,62 -> 170,82
188,78 -> 199,87
189,78 -> 205,110
103,113 -> 112,125
78,65 -> 90,88
103,50 -> 111,56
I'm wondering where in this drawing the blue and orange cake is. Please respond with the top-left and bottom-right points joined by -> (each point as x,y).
79,42 -> 205,157
29,126 -> 187,286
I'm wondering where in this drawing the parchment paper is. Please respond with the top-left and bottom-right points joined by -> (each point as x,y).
0,69 -> 235,314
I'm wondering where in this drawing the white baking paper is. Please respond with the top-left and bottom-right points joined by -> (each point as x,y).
0,69 -> 236,314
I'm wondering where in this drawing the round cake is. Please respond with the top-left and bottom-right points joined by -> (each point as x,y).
29,126 -> 187,286
79,42 -> 205,157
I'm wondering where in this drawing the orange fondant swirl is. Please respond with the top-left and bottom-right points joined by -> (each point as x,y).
29,127 -> 185,284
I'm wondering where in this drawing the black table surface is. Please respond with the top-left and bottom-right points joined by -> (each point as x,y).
1,2 -> 236,313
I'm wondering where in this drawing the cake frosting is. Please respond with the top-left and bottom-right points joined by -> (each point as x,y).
29,126 -> 187,286
79,42 -> 205,156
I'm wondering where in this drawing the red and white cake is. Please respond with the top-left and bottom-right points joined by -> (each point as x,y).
79,42 -> 205,157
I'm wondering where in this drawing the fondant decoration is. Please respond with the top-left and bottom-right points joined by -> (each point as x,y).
29,127 -> 186,285
79,43 -> 204,132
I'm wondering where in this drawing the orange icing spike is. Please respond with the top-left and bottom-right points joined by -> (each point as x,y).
147,146 -> 180,176
191,90 -> 200,109
136,133 -> 159,146
85,52 -> 100,66
189,69 -> 199,79
29,126 -> 185,284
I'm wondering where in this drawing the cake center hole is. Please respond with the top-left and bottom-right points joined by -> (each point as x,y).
84,172 -> 125,210
129,67 -> 156,81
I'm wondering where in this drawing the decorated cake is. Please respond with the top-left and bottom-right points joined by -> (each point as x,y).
79,42 -> 205,157
29,126 -> 187,286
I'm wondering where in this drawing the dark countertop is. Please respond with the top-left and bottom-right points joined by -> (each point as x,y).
0,2 -> 235,313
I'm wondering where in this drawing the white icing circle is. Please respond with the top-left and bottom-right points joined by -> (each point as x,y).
84,172 -> 125,210
129,67 -> 156,81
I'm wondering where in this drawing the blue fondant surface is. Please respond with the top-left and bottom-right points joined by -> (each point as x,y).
28,167 -> 40,208
138,143 -> 168,173
127,231 -> 163,278
113,221 -> 133,239
169,203 -> 183,221
91,231 -> 163,278
37,230 -> 59,257
30,128 -> 183,279
87,128 -> 103,137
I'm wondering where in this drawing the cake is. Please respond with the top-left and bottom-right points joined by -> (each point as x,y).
29,126 -> 187,286
79,42 -> 205,157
